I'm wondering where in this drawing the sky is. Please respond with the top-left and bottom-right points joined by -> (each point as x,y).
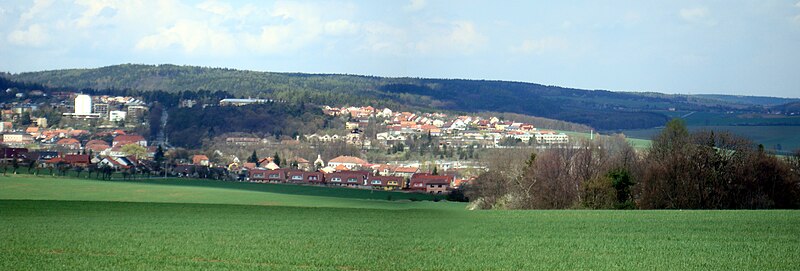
1,0 -> 799,98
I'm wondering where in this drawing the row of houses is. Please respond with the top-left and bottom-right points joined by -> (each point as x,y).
248,168 -> 453,194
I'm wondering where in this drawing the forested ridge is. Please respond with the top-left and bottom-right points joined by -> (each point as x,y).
1,63 -> 778,130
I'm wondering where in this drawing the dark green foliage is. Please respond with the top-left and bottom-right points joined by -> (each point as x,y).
2,64 -> 718,130
638,121 -> 800,209
248,151 -> 258,164
154,146 -> 165,163
608,168 -> 635,208
273,152 -> 281,167
166,103 -> 325,148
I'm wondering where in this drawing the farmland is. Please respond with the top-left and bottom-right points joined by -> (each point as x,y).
620,125 -> 800,154
2,175 -> 800,270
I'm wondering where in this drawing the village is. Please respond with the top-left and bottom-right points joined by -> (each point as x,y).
0,91 -> 572,195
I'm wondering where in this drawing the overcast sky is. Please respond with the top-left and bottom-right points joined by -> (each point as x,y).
1,0 -> 799,97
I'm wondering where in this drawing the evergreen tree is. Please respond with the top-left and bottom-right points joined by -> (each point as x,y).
154,145 -> 164,163
248,150 -> 259,165
273,152 -> 281,167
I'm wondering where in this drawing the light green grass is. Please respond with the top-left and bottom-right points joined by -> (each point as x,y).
1,175 -> 799,270
0,175 -> 459,210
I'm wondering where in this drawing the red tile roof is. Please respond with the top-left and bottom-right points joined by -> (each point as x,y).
328,156 -> 368,165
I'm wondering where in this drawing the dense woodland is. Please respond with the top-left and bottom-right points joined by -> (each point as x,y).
466,119 -> 800,209
6,64 -> 787,130
167,103 -> 328,149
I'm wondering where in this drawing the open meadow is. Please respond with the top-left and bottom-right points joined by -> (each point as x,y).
1,175 -> 799,270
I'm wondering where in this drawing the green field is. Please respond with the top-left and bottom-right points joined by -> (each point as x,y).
1,175 -> 799,270
620,125 -> 800,154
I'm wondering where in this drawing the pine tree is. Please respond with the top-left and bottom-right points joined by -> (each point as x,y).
273,152 -> 281,167
154,145 -> 164,163
248,150 -> 259,165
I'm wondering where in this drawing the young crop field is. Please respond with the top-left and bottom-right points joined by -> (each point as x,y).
1,175 -> 799,270
0,175 -> 451,210
620,125 -> 800,154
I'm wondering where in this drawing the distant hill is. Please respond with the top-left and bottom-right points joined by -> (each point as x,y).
771,101 -> 800,115
692,94 -> 800,107
1,64 -> 782,130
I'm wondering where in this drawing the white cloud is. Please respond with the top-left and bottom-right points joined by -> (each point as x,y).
404,0 -> 426,11
796,1 -> 800,8
196,0 -> 233,17
73,0 -> 117,28
511,37 -> 569,55
414,21 -> 486,54
7,24 -> 49,46
135,20 -> 236,55
360,22 -> 408,54
20,0 -> 53,23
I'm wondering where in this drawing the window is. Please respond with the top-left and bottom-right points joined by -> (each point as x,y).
387,181 -> 398,186
331,177 -> 341,182
371,180 -> 382,185
347,178 -> 358,183
309,176 -> 318,180
414,183 -> 423,187
253,173 -> 264,178
291,175 -> 302,180
268,174 -> 280,178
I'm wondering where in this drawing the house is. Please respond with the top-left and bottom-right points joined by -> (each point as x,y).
393,166 -> 419,178
98,156 -> 138,170
21,150 -> 57,163
192,154 -> 210,166
2,133 -> 33,146
112,134 -> 147,147
55,138 -> 82,151
304,171 -> 324,184
366,175 -> 404,190
409,173 -> 453,194
286,170 -> 318,183
47,154 -> 92,167
249,169 -> 288,183
85,139 -> 111,154
288,157 -> 311,171
0,147 -> 28,162
327,156 -> 368,170
325,171 -> 369,187
172,164 -> 196,177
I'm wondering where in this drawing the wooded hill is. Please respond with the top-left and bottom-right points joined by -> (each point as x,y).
3,64 -> 789,130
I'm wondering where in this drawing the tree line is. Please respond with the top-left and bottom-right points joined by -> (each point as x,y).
466,119 -> 800,209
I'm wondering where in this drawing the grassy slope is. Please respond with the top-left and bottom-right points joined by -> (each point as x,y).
0,176 -> 456,210
1,175 -> 799,270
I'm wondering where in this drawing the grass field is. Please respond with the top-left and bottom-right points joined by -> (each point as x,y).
2,175 -> 799,270
0,175 -> 451,210
620,125 -> 800,154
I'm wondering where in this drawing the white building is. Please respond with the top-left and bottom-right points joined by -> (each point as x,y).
109,110 -> 127,122
63,94 -> 101,119
534,132 -> 570,145
75,94 -> 92,115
